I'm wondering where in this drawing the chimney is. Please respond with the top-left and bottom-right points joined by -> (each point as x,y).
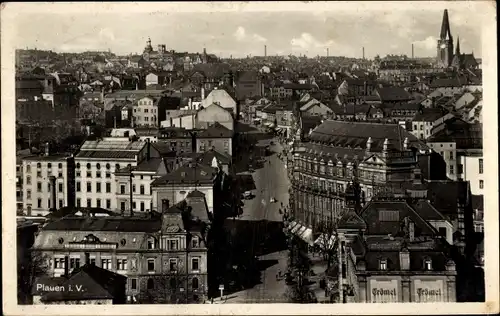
45,142 -> 50,156
146,138 -> 151,161
327,48 -> 329,57
362,47 -> 365,60
64,256 -> 69,276
49,176 -> 57,210
264,45 -> 267,57
201,87 -> 205,100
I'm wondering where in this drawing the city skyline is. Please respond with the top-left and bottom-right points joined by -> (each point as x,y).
11,2 -> 484,59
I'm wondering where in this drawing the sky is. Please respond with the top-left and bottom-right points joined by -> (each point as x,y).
7,2 -> 489,59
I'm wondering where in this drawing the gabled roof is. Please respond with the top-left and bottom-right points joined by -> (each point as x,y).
197,122 -> 233,138
151,163 -> 216,186
375,86 -> 412,102
413,108 -> 447,122
338,209 -> 367,230
196,149 -> 231,165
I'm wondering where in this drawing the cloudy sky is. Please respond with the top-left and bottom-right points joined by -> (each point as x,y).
7,2 -> 489,58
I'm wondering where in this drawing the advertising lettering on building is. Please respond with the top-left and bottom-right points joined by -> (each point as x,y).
369,279 -> 399,303
414,280 -> 445,302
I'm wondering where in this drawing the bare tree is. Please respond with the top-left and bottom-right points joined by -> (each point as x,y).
137,274 -> 192,304
315,219 -> 339,270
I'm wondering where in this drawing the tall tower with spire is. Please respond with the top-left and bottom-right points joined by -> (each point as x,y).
437,9 -> 454,68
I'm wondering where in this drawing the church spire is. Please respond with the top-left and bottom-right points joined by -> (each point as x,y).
440,9 -> 452,40
456,36 -> 461,56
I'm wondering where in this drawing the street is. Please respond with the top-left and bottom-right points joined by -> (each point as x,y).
237,138 -> 290,222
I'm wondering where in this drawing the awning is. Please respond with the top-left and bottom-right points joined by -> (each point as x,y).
314,234 -> 337,250
291,222 -> 302,234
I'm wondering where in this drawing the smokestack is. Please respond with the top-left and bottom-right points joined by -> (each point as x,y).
146,138 -> 151,161
412,44 -> 414,59
327,48 -> 329,57
264,45 -> 267,57
49,176 -> 57,211
64,256 -> 69,276
362,47 -> 365,60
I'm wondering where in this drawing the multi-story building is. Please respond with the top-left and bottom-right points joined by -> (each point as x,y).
458,151 -> 484,195
290,120 -> 430,234
133,97 -> 159,127
158,128 -> 194,155
196,123 -> 233,156
195,103 -> 234,131
335,192 -> 458,303
31,199 -> 209,304
410,109 -> 453,140
22,148 -> 75,216
151,162 -> 222,215
114,157 -> 168,214
74,137 -> 160,211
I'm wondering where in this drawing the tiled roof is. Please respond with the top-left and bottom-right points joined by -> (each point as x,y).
309,120 -> 428,152
359,200 -> 436,236
411,200 -> 447,221
413,109 -> 447,122
428,78 -> 463,88
196,149 -> 231,165
135,158 -> 164,172
42,216 -> 161,232
40,264 -> 126,302
22,154 -> 70,161
198,122 -> 233,138
376,86 -> 412,102
76,150 -> 137,159
151,163 -> 216,186
426,181 -> 468,216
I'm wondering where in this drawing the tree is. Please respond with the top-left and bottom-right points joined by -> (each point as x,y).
18,250 -> 50,304
315,220 -> 339,270
137,274 -> 192,304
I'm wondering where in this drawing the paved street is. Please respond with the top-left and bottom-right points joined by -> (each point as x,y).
237,138 -> 290,222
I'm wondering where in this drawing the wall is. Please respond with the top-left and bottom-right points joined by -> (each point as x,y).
196,104 -> 234,131
197,138 -> 232,156
458,154 -> 484,195
427,142 -> 457,180
153,185 -> 214,213
133,97 -> 159,127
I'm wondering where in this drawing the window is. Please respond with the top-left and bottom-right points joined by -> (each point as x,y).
132,184 -> 136,193
115,164 -> 120,170
449,165 -> 454,174
76,171 -> 81,177
26,190 -> 31,199
96,171 -> 101,178
120,185 -> 126,194
26,165 -> 31,173
449,151 -> 454,160
96,163 -> 101,170
37,198 -> 42,208
438,227 -> 447,238
479,159 -> 483,174
140,202 -> 145,212
105,182 -> 111,193
140,185 -> 145,195
479,180 -> 484,189
96,199 -> 101,208
96,183 -> 101,193
105,172 -> 111,178
458,164 -> 464,174
424,259 -> 432,270
37,163 -> 42,169
37,182 -> 42,192
86,171 -> 92,178
54,257 -> 65,269
37,170 -> 42,178
120,202 -> 126,211
379,211 -> 399,222
86,163 -> 91,169
191,257 -> 199,271
132,202 -> 136,209
26,176 -> 31,185
90,258 -> 96,265
47,183 -> 51,192
147,259 -> 155,271
192,237 -> 199,248
106,199 -> 111,209
117,259 -> 128,270
101,258 -> 111,269
59,199 -> 63,208
70,258 -> 80,269
169,239 -> 179,250
87,182 -> 92,192
47,198 -> 51,208
379,259 -> 387,270
169,259 -> 178,272
76,181 -> 81,192
147,237 -> 156,249
192,277 -> 199,289
58,183 -> 63,192
48,163 -> 52,169
76,163 -> 80,169
87,199 -> 92,207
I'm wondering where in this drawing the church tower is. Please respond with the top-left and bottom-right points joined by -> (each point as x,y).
437,9 -> 454,68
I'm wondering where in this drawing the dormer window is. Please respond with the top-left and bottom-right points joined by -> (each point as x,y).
147,237 -> 156,249
424,258 -> 432,271
379,259 -> 388,270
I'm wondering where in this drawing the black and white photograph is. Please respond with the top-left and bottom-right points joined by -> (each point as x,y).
2,1 -> 498,315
